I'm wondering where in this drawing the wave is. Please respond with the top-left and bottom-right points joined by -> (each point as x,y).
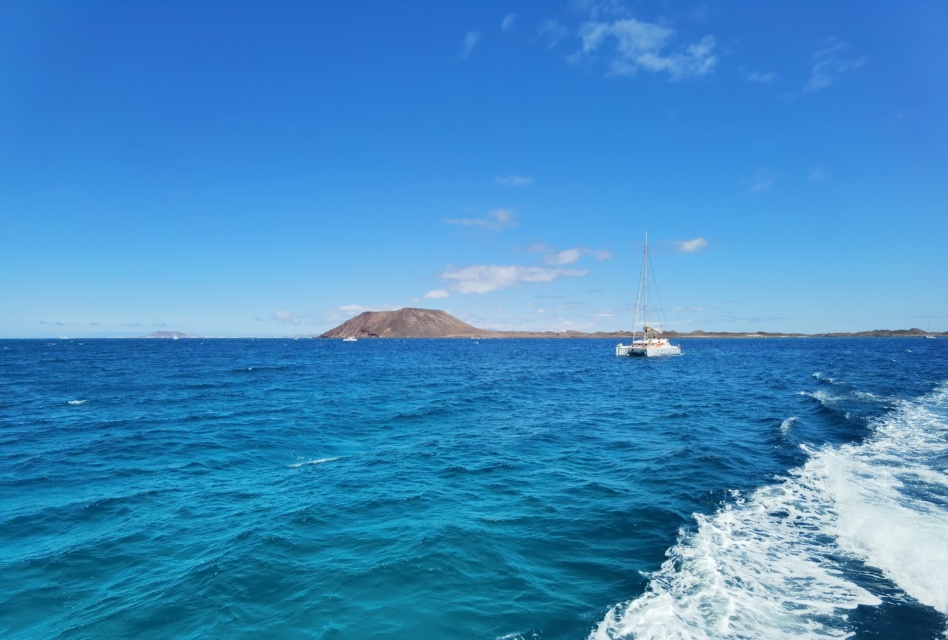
779,416 -> 797,435
591,384 -> 948,639
288,457 -> 340,468
67,399 -> 88,405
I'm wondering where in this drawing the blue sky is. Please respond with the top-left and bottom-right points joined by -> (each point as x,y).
2,1 -> 945,338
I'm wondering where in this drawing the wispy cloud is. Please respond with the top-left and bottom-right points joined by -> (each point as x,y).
533,244 -> 612,265
462,30 -> 481,58
539,19 -> 569,49
340,304 -> 373,315
593,249 -> 612,261
496,174 -> 533,187
444,208 -> 516,230
805,39 -> 865,92
747,70 -> 778,84
575,17 -> 717,80
677,237 -> 707,253
441,265 -> 588,294
424,289 -> 450,299
809,168 -> 827,182
270,310 -> 306,324
743,170 -> 775,194
502,14 -> 516,32
257,310 -> 321,325
546,248 -> 583,265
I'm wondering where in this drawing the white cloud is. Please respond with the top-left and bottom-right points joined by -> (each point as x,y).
496,174 -> 533,187
805,39 -> 865,92
538,246 -> 612,265
444,208 -> 516,230
528,242 -> 553,254
441,265 -> 588,294
340,304 -> 372,315
743,170 -> 775,194
257,310 -> 321,325
462,30 -> 481,58
502,14 -> 516,32
273,310 -> 296,323
546,248 -> 583,265
577,18 -> 717,80
593,249 -> 612,261
539,19 -> 569,49
677,238 -> 707,253
747,71 -> 778,84
424,289 -> 450,299
597,311 -> 616,317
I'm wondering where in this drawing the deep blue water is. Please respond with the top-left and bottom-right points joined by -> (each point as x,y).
1,337 -> 947,639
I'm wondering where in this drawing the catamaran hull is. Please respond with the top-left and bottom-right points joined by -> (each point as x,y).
615,343 -> 681,357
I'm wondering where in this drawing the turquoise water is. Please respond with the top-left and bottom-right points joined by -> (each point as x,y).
2,337 -> 947,639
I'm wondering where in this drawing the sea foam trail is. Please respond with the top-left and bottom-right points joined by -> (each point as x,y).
826,389 -> 948,613
591,384 -> 948,639
288,457 -> 340,468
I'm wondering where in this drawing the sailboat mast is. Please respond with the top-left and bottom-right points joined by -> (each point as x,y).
631,231 -> 645,340
642,229 -> 649,337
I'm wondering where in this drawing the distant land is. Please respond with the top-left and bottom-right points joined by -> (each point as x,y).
138,308 -> 943,340
313,308 -> 943,340
142,331 -> 198,339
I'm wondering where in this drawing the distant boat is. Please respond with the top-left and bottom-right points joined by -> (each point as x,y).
172,334 -> 179,340
343,336 -> 357,342
616,230 -> 682,358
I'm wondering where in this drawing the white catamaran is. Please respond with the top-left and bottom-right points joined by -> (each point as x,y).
616,230 -> 682,358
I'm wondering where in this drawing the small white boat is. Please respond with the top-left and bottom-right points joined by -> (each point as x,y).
343,336 -> 357,342
616,230 -> 681,358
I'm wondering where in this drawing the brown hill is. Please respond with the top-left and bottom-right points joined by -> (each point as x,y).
321,308 -> 493,338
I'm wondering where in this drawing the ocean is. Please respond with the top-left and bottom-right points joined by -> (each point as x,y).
1,337 -> 946,639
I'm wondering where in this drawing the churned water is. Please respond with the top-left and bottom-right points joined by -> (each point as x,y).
1,337 -> 946,639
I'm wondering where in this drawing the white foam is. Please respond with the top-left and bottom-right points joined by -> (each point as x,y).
288,457 -> 340,468
67,399 -> 88,405
779,416 -> 798,435
825,392 -> 948,613
800,389 -> 837,403
591,384 -> 948,639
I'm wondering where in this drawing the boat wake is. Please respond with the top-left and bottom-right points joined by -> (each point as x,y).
590,383 -> 948,639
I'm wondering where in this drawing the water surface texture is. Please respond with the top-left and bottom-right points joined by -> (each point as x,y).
2,338 -> 946,638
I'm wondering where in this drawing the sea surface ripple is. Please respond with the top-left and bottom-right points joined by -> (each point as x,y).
1,337 -> 946,639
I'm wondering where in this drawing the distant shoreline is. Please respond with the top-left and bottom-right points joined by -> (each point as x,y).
114,329 -> 945,340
